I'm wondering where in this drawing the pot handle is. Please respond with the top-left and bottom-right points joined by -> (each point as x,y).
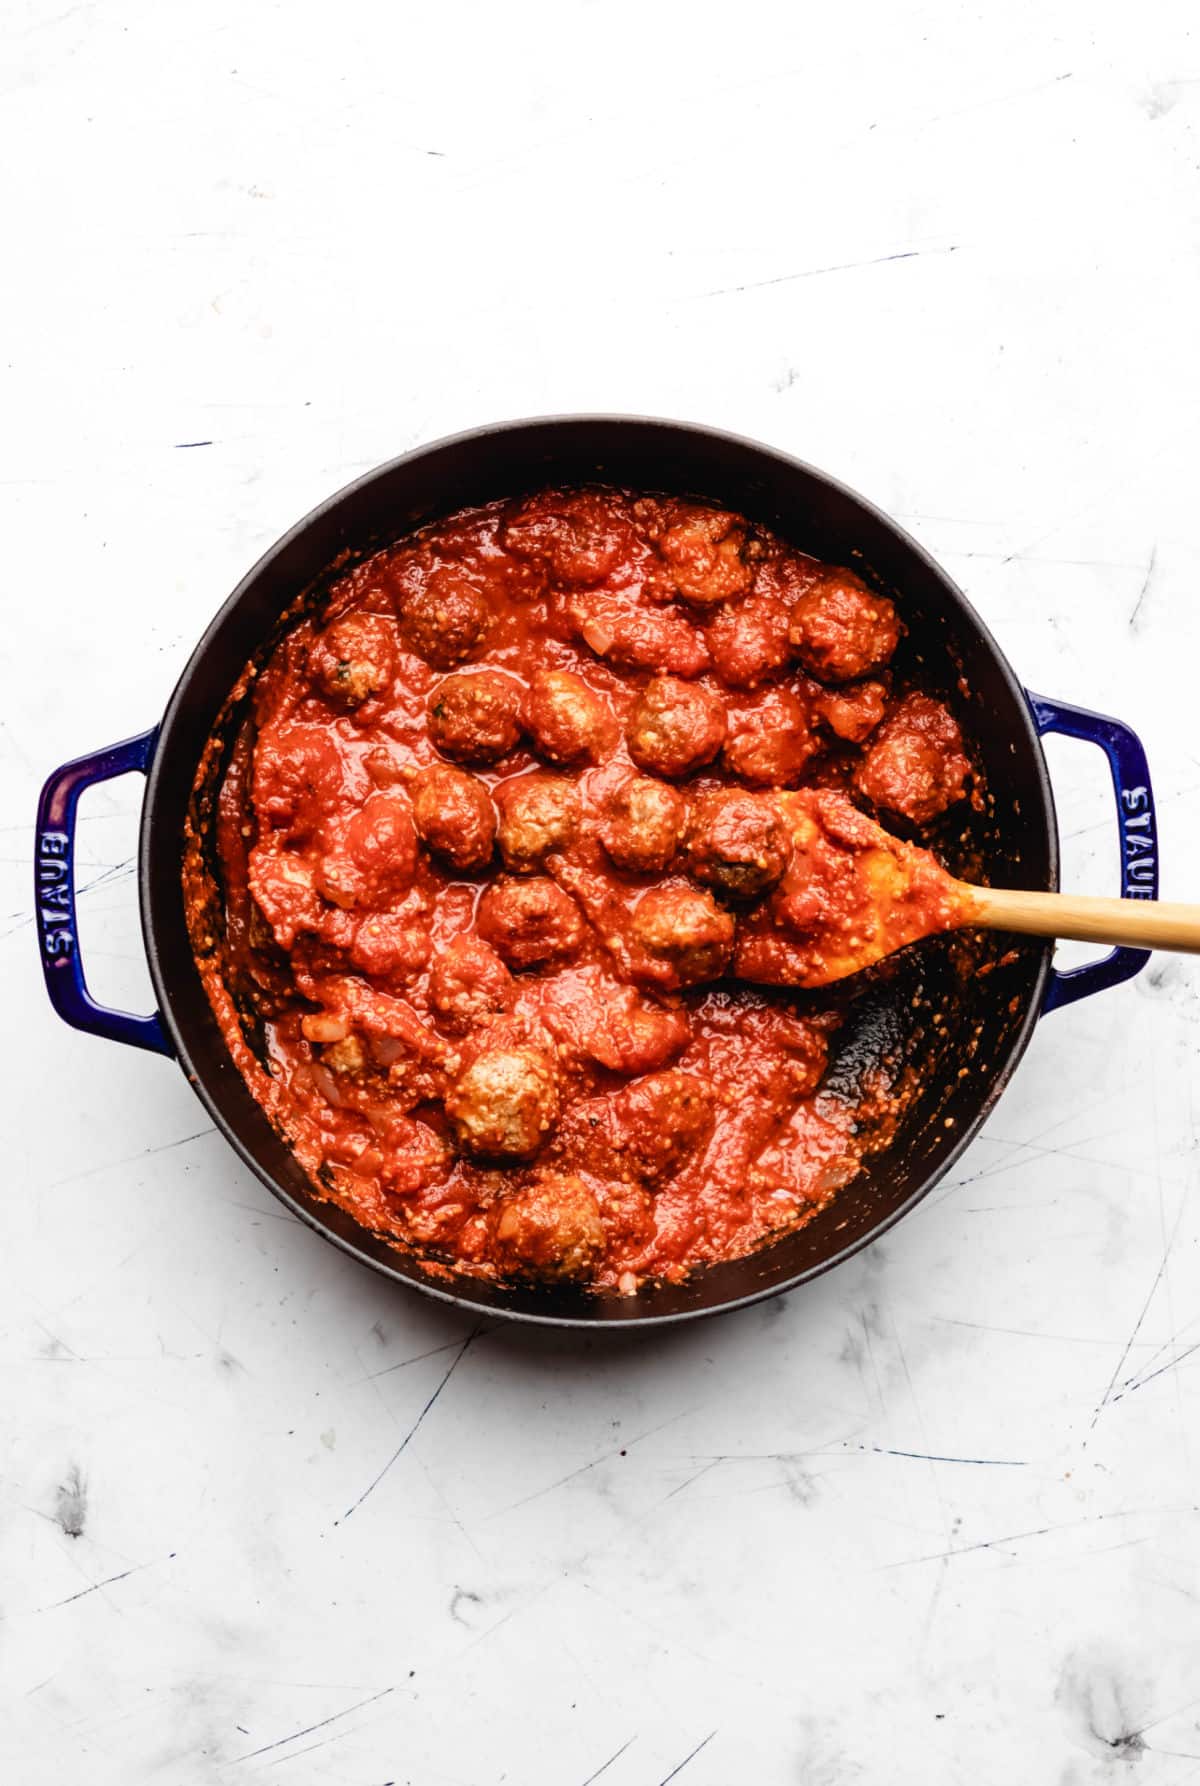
1026,691 -> 1158,1012
35,728 -> 173,1056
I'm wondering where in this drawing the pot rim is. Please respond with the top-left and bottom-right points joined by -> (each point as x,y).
139,413 -> 1056,1328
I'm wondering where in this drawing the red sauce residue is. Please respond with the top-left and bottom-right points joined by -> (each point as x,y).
184,489 -> 974,1293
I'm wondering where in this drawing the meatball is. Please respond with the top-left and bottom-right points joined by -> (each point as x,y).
495,774 -> 580,872
428,670 -> 522,765
685,788 -> 792,898
477,875 -> 587,970
446,1043 -> 560,1160
722,687 -> 819,787
853,692 -> 970,824
788,569 -> 901,683
491,1172 -> 606,1281
630,882 -> 735,987
653,504 -> 753,606
314,792 -> 417,910
428,935 -> 512,1032
605,1071 -> 715,1183
410,765 -> 496,871
248,846 -> 322,949
814,679 -> 888,743
309,612 -> 396,709
589,996 -> 690,1076
626,676 -> 727,779
501,490 -> 630,584
598,776 -> 686,873
704,595 -> 791,689
349,907 -> 430,981
524,668 -> 613,765
394,562 -> 490,668
533,966 -> 690,1075
253,723 -> 350,840
569,587 -> 712,679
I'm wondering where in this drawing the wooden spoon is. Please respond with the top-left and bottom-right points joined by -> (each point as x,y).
733,788 -> 1189,990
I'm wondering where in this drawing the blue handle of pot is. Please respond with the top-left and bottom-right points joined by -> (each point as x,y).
35,728 -> 173,1055
1027,691 -> 1158,1012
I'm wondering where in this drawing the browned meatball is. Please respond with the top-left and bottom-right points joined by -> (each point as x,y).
524,668 -> 613,765
501,490 -> 630,584
704,595 -> 790,689
491,1172 -> 606,1281
395,562 -> 490,668
476,875 -> 587,970
651,504 -> 753,607
349,909 -> 431,983
684,788 -> 792,898
630,882 -> 735,987
410,765 -> 495,871
534,967 -> 691,1076
445,1043 -> 560,1159
814,679 -> 888,743
604,1070 -> 715,1183
598,776 -> 685,873
428,670 -> 522,765
853,693 -> 970,824
495,774 -> 579,872
568,585 -> 712,679
428,935 -> 512,1032
253,723 -> 352,840
788,569 -> 901,683
249,846 -> 321,949
626,676 -> 727,779
314,792 -> 417,911
723,687 -> 819,787
309,612 -> 396,709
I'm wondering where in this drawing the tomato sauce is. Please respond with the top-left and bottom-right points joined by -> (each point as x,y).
184,489 -> 974,1292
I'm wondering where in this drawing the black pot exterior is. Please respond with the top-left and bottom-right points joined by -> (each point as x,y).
140,417 -> 1056,1327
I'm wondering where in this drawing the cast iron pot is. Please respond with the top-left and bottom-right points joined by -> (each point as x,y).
35,418 -> 1159,1327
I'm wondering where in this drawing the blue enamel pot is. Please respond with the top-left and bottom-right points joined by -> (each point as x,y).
34,418 -> 1158,1326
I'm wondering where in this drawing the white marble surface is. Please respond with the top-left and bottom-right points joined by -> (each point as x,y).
4,4 -> 1200,1781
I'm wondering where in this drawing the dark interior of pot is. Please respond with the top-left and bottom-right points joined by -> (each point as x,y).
143,418 -> 1056,1325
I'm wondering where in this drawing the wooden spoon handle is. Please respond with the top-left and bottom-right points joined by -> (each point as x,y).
958,884 -> 1200,954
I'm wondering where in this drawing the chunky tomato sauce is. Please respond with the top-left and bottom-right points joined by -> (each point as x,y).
184,488 -> 974,1293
